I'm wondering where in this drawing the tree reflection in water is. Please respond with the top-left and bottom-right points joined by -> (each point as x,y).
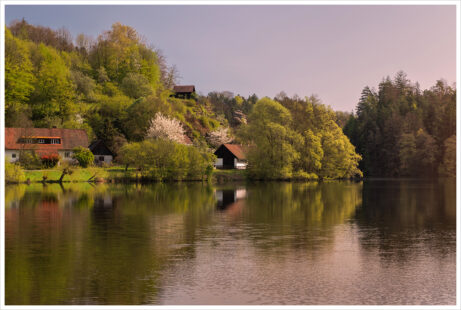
5,180 -> 455,305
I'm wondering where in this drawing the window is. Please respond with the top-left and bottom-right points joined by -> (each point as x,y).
99,156 -> 105,162
12,153 -> 16,158
65,152 -> 71,158
17,137 -> 61,144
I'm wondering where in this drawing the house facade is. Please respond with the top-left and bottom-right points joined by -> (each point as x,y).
214,144 -> 247,169
89,140 -> 114,165
5,128 -> 89,163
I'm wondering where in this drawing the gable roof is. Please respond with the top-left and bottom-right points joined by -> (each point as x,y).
5,128 -> 89,152
219,144 -> 247,160
89,140 -> 114,156
173,85 -> 195,93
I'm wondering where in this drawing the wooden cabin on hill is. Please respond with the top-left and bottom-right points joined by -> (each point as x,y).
172,85 -> 196,99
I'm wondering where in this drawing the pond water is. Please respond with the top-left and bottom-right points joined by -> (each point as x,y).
4,180 -> 456,305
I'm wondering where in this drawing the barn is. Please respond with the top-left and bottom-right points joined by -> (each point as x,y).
214,144 -> 247,169
172,85 -> 196,99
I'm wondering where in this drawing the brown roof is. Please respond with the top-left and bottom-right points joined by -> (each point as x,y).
5,128 -> 89,154
173,85 -> 195,93
223,144 -> 246,160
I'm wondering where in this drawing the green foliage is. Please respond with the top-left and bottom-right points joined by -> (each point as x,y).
123,97 -> 158,141
121,73 -> 153,98
344,72 -> 456,177
5,29 -> 35,127
30,44 -> 76,126
118,139 -> 215,181
71,70 -> 96,98
245,98 -> 302,179
300,129 -> 323,172
442,135 -> 456,177
18,151 -> 42,169
89,23 -> 160,89
243,96 -> 361,180
207,91 -> 255,126
72,146 -> 94,168
5,29 -> 35,111
5,161 -> 26,183
398,133 -> 417,175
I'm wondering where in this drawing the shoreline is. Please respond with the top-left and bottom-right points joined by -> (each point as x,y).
5,167 -> 366,185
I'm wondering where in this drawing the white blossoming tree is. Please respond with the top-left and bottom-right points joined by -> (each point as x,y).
207,127 -> 232,148
147,113 -> 186,144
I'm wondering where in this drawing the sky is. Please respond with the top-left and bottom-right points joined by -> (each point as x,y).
5,5 -> 457,111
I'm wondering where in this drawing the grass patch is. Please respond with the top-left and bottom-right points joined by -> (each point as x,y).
213,169 -> 247,182
214,169 -> 246,175
24,167 -> 108,182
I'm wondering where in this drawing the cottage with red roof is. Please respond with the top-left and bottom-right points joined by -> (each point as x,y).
214,144 -> 247,169
5,128 -> 89,163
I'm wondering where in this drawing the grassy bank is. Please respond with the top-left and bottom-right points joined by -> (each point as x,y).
23,168 -> 109,183
14,166 -> 210,184
213,169 -> 247,182
10,166 -> 330,184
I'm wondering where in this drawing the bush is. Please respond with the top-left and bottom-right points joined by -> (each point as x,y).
292,171 -> 319,180
72,146 -> 94,168
5,160 -> 25,183
41,153 -> 60,168
19,151 -> 42,169
118,139 -> 215,181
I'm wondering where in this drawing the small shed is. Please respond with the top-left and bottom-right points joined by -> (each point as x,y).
172,85 -> 196,99
214,144 -> 247,169
89,140 -> 114,165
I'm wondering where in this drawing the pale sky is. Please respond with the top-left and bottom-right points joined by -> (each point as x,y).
5,5 -> 457,111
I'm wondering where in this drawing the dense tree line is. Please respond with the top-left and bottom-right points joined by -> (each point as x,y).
239,96 -> 362,180
343,72 -> 456,177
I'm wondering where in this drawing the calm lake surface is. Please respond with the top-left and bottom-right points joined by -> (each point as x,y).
5,179 -> 456,305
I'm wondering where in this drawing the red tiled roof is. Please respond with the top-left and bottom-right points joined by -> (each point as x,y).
223,144 -> 246,160
173,85 -> 195,93
5,128 -> 89,154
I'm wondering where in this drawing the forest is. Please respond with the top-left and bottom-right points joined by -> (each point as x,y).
5,20 -> 456,179
343,72 -> 456,177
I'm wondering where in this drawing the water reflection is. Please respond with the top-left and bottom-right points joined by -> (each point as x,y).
5,180 -> 456,305
215,188 -> 247,210
356,179 -> 456,262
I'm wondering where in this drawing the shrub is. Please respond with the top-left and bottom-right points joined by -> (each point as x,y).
72,146 -> 94,168
18,151 -> 42,169
5,160 -> 25,183
41,153 -> 60,168
292,171 -> 319,180
118,139 -> 215,181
